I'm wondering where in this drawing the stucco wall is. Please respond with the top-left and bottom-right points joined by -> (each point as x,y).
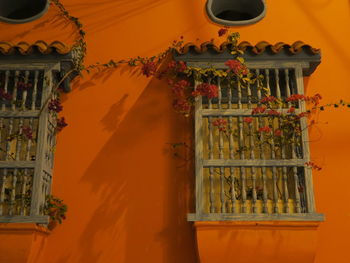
0,0 -> 350,262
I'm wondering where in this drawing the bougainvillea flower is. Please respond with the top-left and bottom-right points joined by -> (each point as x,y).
286,94 -> 305,102
260,95 -> 277,103
195,83 -> 218,99
171,79 -> 190,97
172,98 -> 191,113
141,61 -> 157,77
224,59 -> 248,75
274,129 -> 282,136
48,99 -> 63,113
267,109 -> 281,116
258,126 -> 272,133
56,117 -> 68,132
218,28 -> 228,37
22,126 -> 33,140
243,117 -> 253,123
287,106 -> 295,113
252,106 -> 267,114
213,118 -> 227,132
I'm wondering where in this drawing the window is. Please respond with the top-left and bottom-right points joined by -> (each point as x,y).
0,42 -> 75,223
0,0 -> 49,24
206,0 -> 266,26
175,42 -> 324,221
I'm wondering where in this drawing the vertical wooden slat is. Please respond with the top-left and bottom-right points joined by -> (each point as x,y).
275,69 -> 281,99
30,68 -> 53,216
230,167 -> 236,213
220,167 -> 226,213
295,66 -> 315,213
249,121 -> 257,213
261,167 -> 268,213
0,169 -> 5,215
9,169 -> 17,216
228,83 -> 232,109
26,118 -> 33,161
31,71 -> 39,110
2,71 -> 9,111
238,110 -> 247,213
21,71 -> 30,109
15,118 -> 23,161
247,82 -> 252,109
6,118 -> 13,160
218,77 -> 222,109
194,80 -> 205,216
20,169 -> 28,216
208,115 -> 215,213
12,71 -> 19,111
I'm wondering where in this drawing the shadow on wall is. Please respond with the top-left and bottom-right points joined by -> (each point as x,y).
294,0 -> 350,69
53,75 -> 198,263
64,0 -> 173,34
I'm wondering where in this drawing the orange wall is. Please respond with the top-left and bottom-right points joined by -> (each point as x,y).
1,0 -> 350,262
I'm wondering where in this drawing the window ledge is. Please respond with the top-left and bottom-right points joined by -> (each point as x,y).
188,213 -> 325,222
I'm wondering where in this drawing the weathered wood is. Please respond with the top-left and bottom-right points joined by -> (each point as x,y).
0,215 -> 49,223
186,61 -> 310,70
0,161 -> 35,168
295,66 -> 316,213
0,111 -> 40,117
187,212 -> 325,222
194,81 -> 204,216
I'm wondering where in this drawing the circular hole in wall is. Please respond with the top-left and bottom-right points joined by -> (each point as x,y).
207,0 -> 266,26
0,0 -> 49,24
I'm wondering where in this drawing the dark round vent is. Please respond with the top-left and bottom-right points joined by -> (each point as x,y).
0,0 -> 49,24
206,0 -> 266,26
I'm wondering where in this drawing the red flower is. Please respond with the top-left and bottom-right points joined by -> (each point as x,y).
258,126 -> 272,133
286,94 -> 305,102
218,28 -> 228,37
0,88 -> 12,101
305,161 -> 322,171
224,59 -> 248,75
56,117 -> 68,132
287,106 -> 295,113
267,109 -> 281,116
196,83 -> 218,99
48,99 -> 63,113
260,96 -> 277,103
141,61 -> 157,77
171,80 -> 190,97
173,98 -> 191,113
297,112 -> 309,118
213,118 -> 227,132
22,126 -> 33,140
274,129 -> 282,137
177,61 -> 187,72
243,117 -> 253,123
252,106 -> 266,114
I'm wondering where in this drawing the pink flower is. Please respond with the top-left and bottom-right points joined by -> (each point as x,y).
218,28 -> 228,37
141,61 -> 157,77
177,61 -> 187,72
243,117 -> 253,123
